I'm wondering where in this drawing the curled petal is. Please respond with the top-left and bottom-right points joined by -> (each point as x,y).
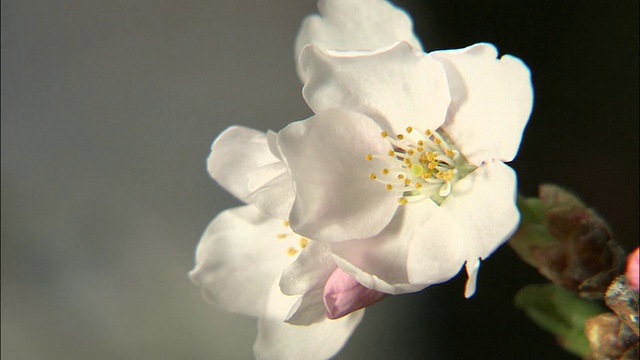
189,206 -> 298,317
464,258 -> 481,298
277,109 -> 398,242
295,0 -> 422,81
285,286 -> 327,326
431,43 -> 533,165
207,126 -> 293,209
255,282 -> 364,360
280,241 -> 336,296
301,43 -> 450,135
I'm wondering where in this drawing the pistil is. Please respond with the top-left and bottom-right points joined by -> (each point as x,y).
366,127 -> 471,205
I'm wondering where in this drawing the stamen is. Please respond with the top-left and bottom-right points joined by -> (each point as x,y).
366,126 -> 469,205
299,237 -> 309,248
287,247 -> 298,256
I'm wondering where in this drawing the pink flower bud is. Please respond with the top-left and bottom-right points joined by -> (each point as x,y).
323,268 -> 387,319
626,247 -> 639,292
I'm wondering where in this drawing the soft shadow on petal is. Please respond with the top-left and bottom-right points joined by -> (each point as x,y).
277,109 -> 398,242
405,215 -> 467,288
431,43 -> 533,165
252,172 -> 295,220
440,161 -> 520,260
329,205 -> 439,295
280,241 -> 335,296
284,286 -> 328,326
295,0 -> 422,81
301,43 -> 450,135
207,126 -> 290,203
255,281 -> 364,360
407,162 -> 518,289
189,205 -> 299,317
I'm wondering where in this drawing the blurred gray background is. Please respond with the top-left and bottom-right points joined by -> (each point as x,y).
2,1 -> 637,359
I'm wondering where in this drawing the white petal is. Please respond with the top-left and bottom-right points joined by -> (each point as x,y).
277,109 -> 398,242
408,161 -> 519,285
404,207 -> 468,288
431,43 -> 533,165
189,206 -> 300,317
278,241 -> 338,325
328,205 -> 439,295
295,0 -> 422,81
301,43 -> 450,135
254,281 -> 364,360
207,126 -> 291,204
444,161 -> 520,259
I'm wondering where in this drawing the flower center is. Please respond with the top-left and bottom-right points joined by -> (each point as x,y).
366,126 -> 473,205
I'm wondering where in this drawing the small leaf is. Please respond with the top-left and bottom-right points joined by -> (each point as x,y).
515,284 -> 606,357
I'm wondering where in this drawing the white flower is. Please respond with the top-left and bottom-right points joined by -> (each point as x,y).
189,205 -> 377,360
207,0 -> 533,298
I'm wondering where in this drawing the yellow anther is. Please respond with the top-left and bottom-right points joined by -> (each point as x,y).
407,149 -> 414,155
397,134 -> 404,140
404,158 -> 412,165
417,140 -> 424,146
445,149 -> 454,157
426,152 -> 436,162
425,129 -> 432,136
419,154 -> 428,163
386,184 -> 393,190
287,247 -> 298,256
398,197 -> 408,205
283,220 -> 290,227
404,179 -> 411,185
435,138 -> 442,145
428,161 -> 439,170
369,173 -> 377,180
406,126 -> 413,133
382,168 -> 390,175
366,154 -> 373,161
397,174 -> 405,180
415,182 -> 423,189
440,170 -> 455,181
416,147 -> 423,152
299,237 -> 309,248
277,233 -> 287,239
381,131 -> 388,138
388,150 -> 395,156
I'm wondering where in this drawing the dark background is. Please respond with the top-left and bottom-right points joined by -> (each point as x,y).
2,0 -> 637,359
